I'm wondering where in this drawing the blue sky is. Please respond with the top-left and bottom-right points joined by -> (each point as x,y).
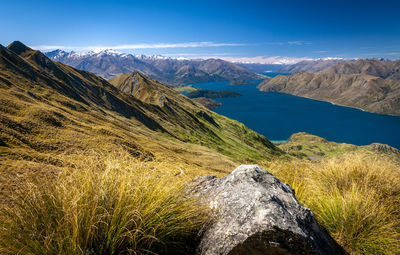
1,0 -> 400,63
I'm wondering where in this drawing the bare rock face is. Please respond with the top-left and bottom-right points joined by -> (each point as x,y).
189,165 -> 346,255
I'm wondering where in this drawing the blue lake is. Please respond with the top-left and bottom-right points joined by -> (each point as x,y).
188,78 -> 400,149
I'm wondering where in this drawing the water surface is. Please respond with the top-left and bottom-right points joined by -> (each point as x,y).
188,78 -> 400,149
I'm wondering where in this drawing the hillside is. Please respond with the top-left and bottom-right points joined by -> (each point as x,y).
0,41 -> 281,202
280,59 -> 347,73
45,49 -> 260,85
2,42 -> 400,254
237,63 -> 287,73
258,59 -> 400,115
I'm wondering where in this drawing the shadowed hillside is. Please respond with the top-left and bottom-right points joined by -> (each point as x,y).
0,41 -> 280,204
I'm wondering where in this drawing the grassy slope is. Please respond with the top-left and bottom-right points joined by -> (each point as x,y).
108,71 -> 278,162
266,132 -> 400,254
174,85 -> 198,93
279,132 -> 400,162
1,42 -> 400,254
0,42 -> 280,203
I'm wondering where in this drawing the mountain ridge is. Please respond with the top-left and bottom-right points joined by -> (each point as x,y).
0,41 -> 280,183
44,49 -> 260,85
257,59 -> 400,115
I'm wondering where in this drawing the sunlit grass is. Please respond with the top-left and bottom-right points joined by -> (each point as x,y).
0,150 -> 209,255
264,152 -> 400,254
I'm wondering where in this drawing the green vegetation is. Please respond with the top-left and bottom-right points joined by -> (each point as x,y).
278,132 -> 359,160
264,152 -> 400,254
0,150 -> 209,254
192,97 -> 223,109
186,89 -> 242,98
174,85 -> 198,93
1,42 -> 400,254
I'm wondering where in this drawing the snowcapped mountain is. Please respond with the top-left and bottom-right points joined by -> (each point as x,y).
45,49 -> 260,85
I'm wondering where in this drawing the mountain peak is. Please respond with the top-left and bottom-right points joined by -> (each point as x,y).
132,70 -> 146,79
109,72 -> 170,107
7,41 -> 33,55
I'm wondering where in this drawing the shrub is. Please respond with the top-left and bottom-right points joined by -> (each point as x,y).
0,151 -> 208,255
265,152 -> 400,254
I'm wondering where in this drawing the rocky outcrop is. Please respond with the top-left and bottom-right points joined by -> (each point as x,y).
189,165 -> 346,255
367,143 -> 400,154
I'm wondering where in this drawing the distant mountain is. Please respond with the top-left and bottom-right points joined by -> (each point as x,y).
0,41 -> 280,181
237,63 -> 288,74
45,49 -> 260,85
258,59 -> 400,115
238,59 -> 349,74
280,59 -> 347,73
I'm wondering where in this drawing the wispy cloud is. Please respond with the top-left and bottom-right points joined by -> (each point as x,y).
286,41 -> 310,45
31,42 -> 245,51
264,41 -> 312,46
312,50 -> 328,54
166,55 -> 317,64
218,56 -> 314,64
362,52 -> 400,56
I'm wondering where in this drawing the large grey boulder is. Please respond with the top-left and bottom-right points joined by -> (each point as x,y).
189,165 -> 346,255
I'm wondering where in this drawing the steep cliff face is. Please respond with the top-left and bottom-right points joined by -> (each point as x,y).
258,60 -> 400,115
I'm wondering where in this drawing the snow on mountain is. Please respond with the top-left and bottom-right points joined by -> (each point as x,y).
44,49 -> 259,84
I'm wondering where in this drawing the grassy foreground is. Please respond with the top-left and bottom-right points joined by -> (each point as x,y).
1,43 -> 400,254
264,152 -> 400,254
0,150 -> 209,255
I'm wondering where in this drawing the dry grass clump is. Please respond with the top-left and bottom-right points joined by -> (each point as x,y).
265,152 -> 400,254
0,150 -> 209,255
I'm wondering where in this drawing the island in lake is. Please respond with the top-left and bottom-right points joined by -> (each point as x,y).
229,79 -> 259,86
174,85 -> 198,93
186,89 -> 242,98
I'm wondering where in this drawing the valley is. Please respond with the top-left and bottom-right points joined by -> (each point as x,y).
0,42 -> 399,255
183,79 -> 400,149
2,0 -> 400,253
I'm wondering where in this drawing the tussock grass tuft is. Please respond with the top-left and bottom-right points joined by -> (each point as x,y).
265,152 -> 400,254
0,150 -> 209,255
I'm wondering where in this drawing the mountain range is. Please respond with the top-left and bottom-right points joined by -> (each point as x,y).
2,41 -> 400,254
0,41 -> 280,193
44,49 -> 260,85
279,59 -> 348,73
236,59 -> 348,74
258,59 -> 400,115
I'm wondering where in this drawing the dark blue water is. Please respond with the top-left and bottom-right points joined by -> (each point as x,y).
188,78 -> 400,149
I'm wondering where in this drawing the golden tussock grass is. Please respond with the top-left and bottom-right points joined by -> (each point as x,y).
0,150 -> 210,255
264,152 -> 400,254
